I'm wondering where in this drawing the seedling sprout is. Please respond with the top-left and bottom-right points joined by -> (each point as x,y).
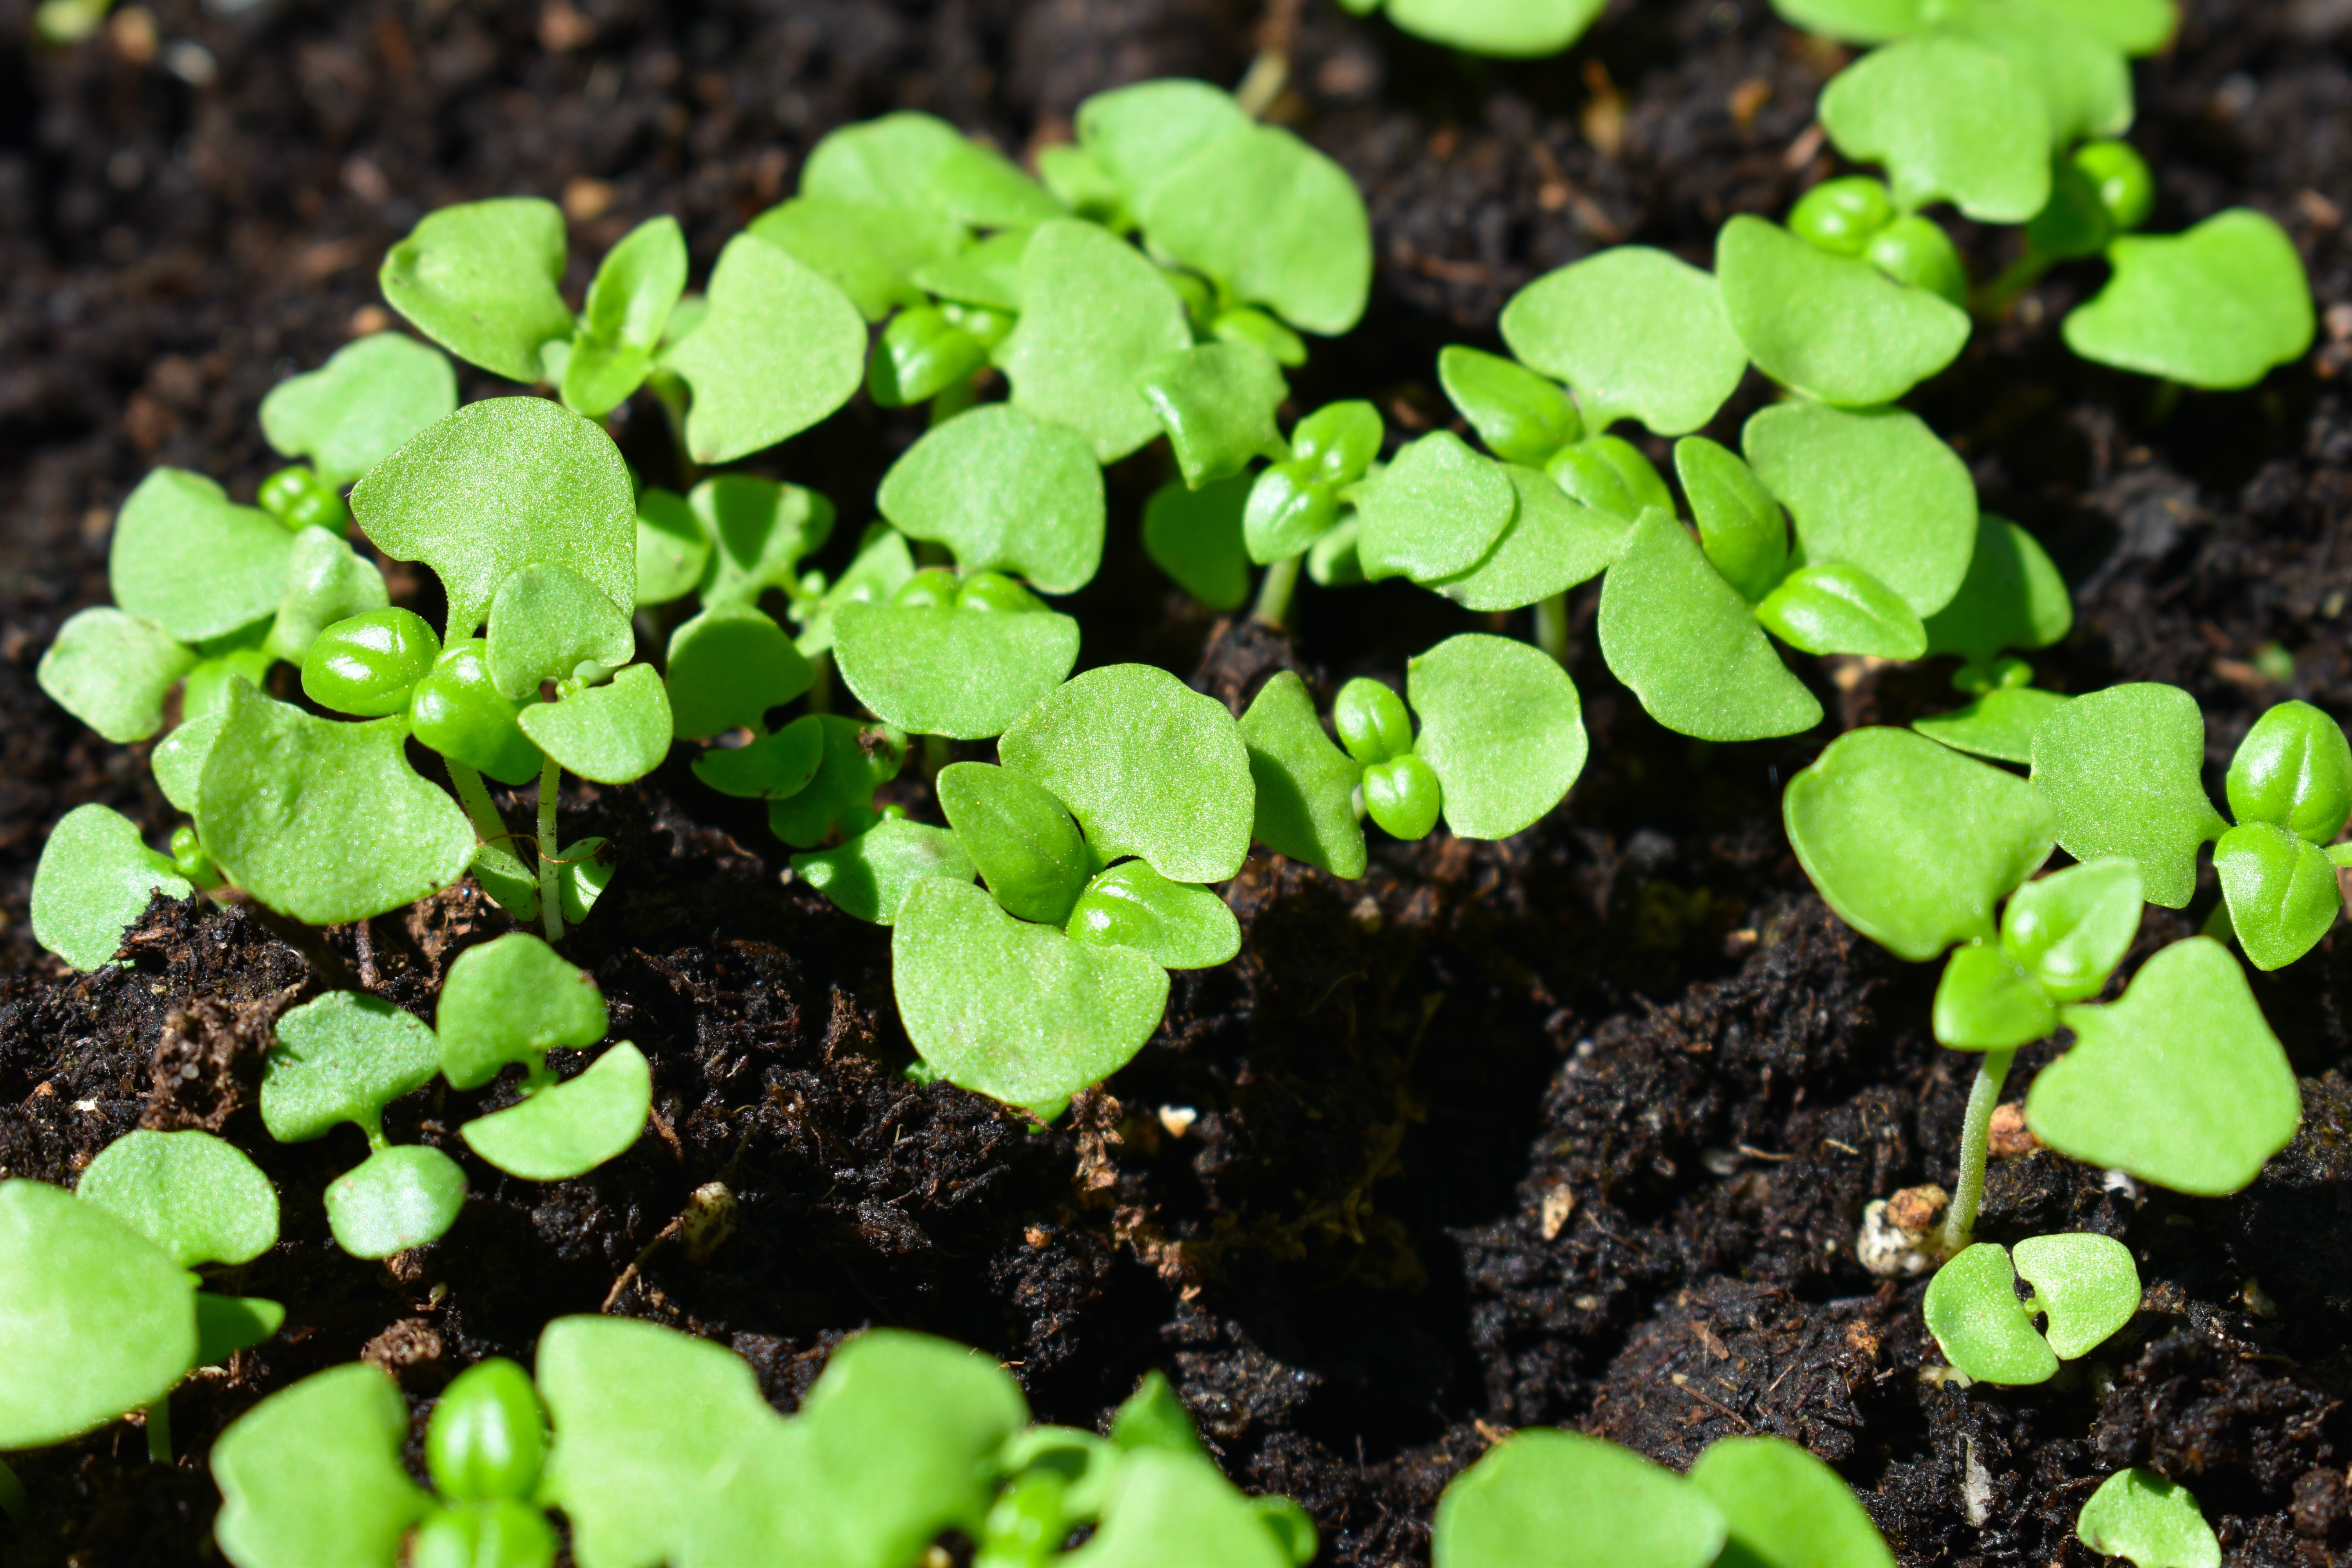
2074,1468 -> 2221,1568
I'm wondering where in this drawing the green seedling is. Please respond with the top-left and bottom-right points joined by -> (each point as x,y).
1785,176 -> 1968,304
1911,514 -> 2075,762
1143,472 -> 1254,613
260,331 -> 458,493
2075,1468 -> 2220,1568
29,803 -> 200,971
1984,139 -> 2157,304
1923,1232 -> 2138,1383
2062,208 -> 2316,388
1718,212 -> 1969,405
1334,0 -> 1604,55
1242,400 -> 1384,627
880,402 -> 1106,593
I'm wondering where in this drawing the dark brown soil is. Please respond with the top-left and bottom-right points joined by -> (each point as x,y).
4,0 -> 2352,1563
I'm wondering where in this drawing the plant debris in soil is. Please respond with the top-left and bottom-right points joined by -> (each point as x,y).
5,0 -> 2352,1564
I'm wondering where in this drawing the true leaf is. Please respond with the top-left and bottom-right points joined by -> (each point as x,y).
877,403 -> 1105,594
1067,860 -> 1242,969
1675,436 -> 1787,604
1686,1435 -> 1897,1568
833,603 -> 1081,741
31,804 -> 192,971
1716,214 -> 1971,406
437,931 -> 609,1091
659,233 -> 867,465
461,1042 -> 651,1181
267,526 -> 394,665
1408,633 -> 1587,840
410,638 -> 544,786
517,663 -> 675,785
1499,246 -> 1749,435
1063,1447 -> 1298,1568
992,219 -> 1195,463
323,1145 -> 467,1258
263,991 -> 442,1142
765,717 -> 907,849
1354,431 -> 1517,583
2032,0 -> 2176,53
37,607 -> 196,744
2076,1469 -> 2220,1568
379,197 -> 573,383
1239,672 -> 1365,879
1437,345 -> 1582,464
1430,1429 -> 1725,1568
634,488 -> 710,608
1755,563 -> 1927,658
690,473 -> 836,608
1074,80 -> 1251,215
936,761 -> 1094,927
1922,1242 -> 2059,1384
578,216 -> 686,356
194,1295 -> 286,1368
211,1363 -> 434,1568
1136,340 -> 1289,488
152,708 -> 227,813
2002,856 -> 2144,1001
2029,682 -> 2226,909
792,818 -> 978,926
2227,699 -> 2352,842
1914,686 -> 2071,765
1143,474 -> 1253,612
2214,822 -> 2339,971
665,604 -> 815,740
261,333 -> 459,494
1933,940 -> 2058,1050
693,714 -> 826,800
1546,436 -> 1675,521
1744,401 -> 1977,618
1428,463 -> 1625,612
1138,122 -> 1372,335
1383,0 -> 1606,55
1818,35 -> 2051,221
78,1129 -> 277,1269
1924,516 -> 2073,667
111,468 -> 294,643
2063,211 -> 2314,390
1933,0 -> 2134,145
792,527 -> 915,659
1769,0 -> 1923,40
486,563 -> 635,699
748,195 -> 963,321
2013,1231 -> 2139,1359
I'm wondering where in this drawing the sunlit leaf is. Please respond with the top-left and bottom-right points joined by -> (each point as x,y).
1428,464 -> 1625,612
37,607 -> 196,744
1744,401 -> 1976,618
1432,1430 -> 1724,1568
517,664 -> 674,785
1716,215 -> 1971,406
485,562 -> 635,699
31,804 -> 191,971
323,1145 -> 467,1259
1686,1435 -> 1896,1568
1066,860 -> 1241,969
437,930 -> 608,1091
2029,682 -> 2226,909
1923,1242 -> 2060,1384
690,472 -> 836,609
1354,432 -> 1517,583
665,604 -> 815,740
211,1363 -> 433,1568
877,403 -> 1105,594
1143,474 -> 1253,612
111,468 -> 294,644
833,603 -> 1081,741
1923,516 -> 2073,667
634,489 -> 710,609
791,818 -> 977,926
267,526 -> 393,665
1499,247 -> 1748,435
1139,123 -> 1372,335
660,234 -> 868,465
1755,563 -> 1926,658
77,1128 -> 277,1269
1136,341 -> 1289,488
460,1042 -> 651,1181
993,219 -> 1195,463
379,197 -> 573,383
1383,0 -> 1606,55
747,195 -> 963,321
261,333 -> 459,489
263,991 -> 441,1143
2214,822 -> 2339,971
1408,633 -> 1586,840
1074,80 -> 1251,214
1819,35 -> 2051,221
2063,210 -> 2315,390
2075,1469 -> 2220,1568
1238,671 -> 1365,879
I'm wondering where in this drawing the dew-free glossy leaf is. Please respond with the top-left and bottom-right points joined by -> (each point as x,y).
1819,36 -> 2051,221
1429,464 -> 1624,612
438,931 -> 608,1091
1923,1242 -> 2059,1383
993,220 -> 1194,463
2029,683 -> 2225,909
1686,1435 -> 1896,1568
2215,822 -> 2339,971
1755,563 -> 1927,658
1140,123 -> 1372,335
2003,855 -> 2143,1001
1597,510 -> 1823,742
264,991 -> 441,1143
634,488 -> 709,608
833,603 -> 1081,741
78,1129 -> 277,1269
1933,940 -> 2058,1050
747,195 -> 963,321
999,664 -> 1255,883
1744,401 -> 1976,618
1717,215 -> 1971,406
1408,633 -> 1586,840
690,473 -> 835,608
936,761 -> 1094,926
1239,671 -> 1365,879
766,717 -> 908,848
461,1042 -> 651,1180
2030,936 -> 2300,1195
111,468 -> 294,644
1934,0 -> 2133,146
36,607 -> 196,744
1784,726 -> 2056,960
1136,340 -> 1289,488
1143,474 -> 1253,612
793,818 -> 978,926
1067,860 -> 1241,969
2063,211 -> 2314,390
1499,247 -> 1747,436
894,878 -> 1169,1110
660,234 -> 867,465
380,198 -> 573,383
261,332 -> 459,490
1063,1447 -> 1298,1568
877,403 -> 1106,593
1354,431 -> 1518,583
1924,516 -> 2073,667
518,664 -> 674,785
692,713 -> 826,799
1074,80 -> 1251,214
1385,0 -> 1606,54
2076,1469 -> 2220,1568
1545,436 -> 1673,522
1438,345 -> 1582,465
268,526 -> 393,665
412,639 -> 544,786
1430,1428 -> 1725,1568
152,709 -> 226,813
664,604 -> 815,740
324,1144 -> 467,1258
486,563 -> 635,699
1675,436 -> 1787,604
2228,700 -> 2352,842
31,804 -> 191,971
1914,686 -> 2072,765
2013,1231 -> 2138,1359
580,217 -> 686,354
212,1363 -> 434,1568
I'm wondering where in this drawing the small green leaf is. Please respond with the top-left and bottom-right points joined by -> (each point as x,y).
485,564 -> 633,700
1924,516 -> 2073,667
693,713 -> 826,799
1306,514 -> 1363,586
635,488 -> 711,609
1717,214 -> 1971,406
1431,1429 -> 1726,1568
1336,678 -> 1414,766
1363,754 -> 1444,840
2013,1231 -> 2139,1359
1062,1448 -> 1299,1568
352,397 -> 635,642
1499,247 -> 1747,435
267,526 -> 394,666
1354,431 -> 1518,583
194,1294 -> 286,1367
1743,401 -> 1977,619
412,639 -> 544,787
792,527 -> 915,659
1428,463 -> 1626,612
1545,435 -> 1674,521
461,1042 -> 651,1180
558,835 -> 615,926
379,197 -> 573,383
2031,0 -> 2176,53
1923,1242 -> 2060,1385
999,664 -> 1256,883
993,219 -> 1195,463
2030,936 -> 2301,1195
690,472 -> 836,609
2003,856 -> 2144,1001
37,608 -> 195,744
1934,0 -> 2134,146
1238,671 -> 1365,879
1784,726 -> 2055,960
1675,436 -> 1788,604
1143,474 -> 1253,612
1138,123 -> 1372,335
1769,0 -> 1923,41
659,233 -> 867,465
1383,0 -> 1606,55
567,218 -> 686,416
747,195 -> 963,321
937,761 -> 1094,926
911,229 -> 1031,312
1914,685 -> 2072,765
2076,1469 -> 2220,1568
428,1359 -> 548,1508
323,1144 -> 468,1259
438,931 -> 608,1089
833,603 -> 1081,741
1818,35 -> 2052,221
2227,699 -> 2352,842
260,333 -> 459,489
1408,633 -> 1587,841
517,663 -> 674,785
793,818 -> 978,926
31,805 -> 191,971
264,991 -> 442,1143
1934,941 -> 2059,1050
1437,345 -> 1582,464
877,403 -> 1105,594
1136,340 -> 1289,488
893,877 -> 1170,1111
1756,563 -> 1927,658
868,305 -> 988,408
1067,860 -> 1241,969
1685,1435 -> 1896,1568
2215,822 -> 2339,971
1075,80 -> 1251,215
78,1129 -> 277,1269
153,710 -> 227,813
212,1363 -> 435,1568
111,468 -> 294,644
766,717 -> 909,849
665,604 -> 815,740
1597,510 -> 1824,742
928,144 -> 1063,230
2063,211 -> 2314,390
2029,682 -> 2227,909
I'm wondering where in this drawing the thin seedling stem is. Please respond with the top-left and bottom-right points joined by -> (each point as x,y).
1534,593 -> 1569,664
144,1395 -> 172,1466
1254,553 -> 1302,628
537,753 -> 564,944
1940,1047 -> 2016,1256
446,759 -> 509,847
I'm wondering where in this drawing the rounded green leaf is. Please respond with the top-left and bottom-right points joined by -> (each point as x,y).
748,195 -> 963,322
794,529 -> 915,659
993,219 -> 1195,463
1686,1435 -> 1896,1568
1384,0 -> 1605,54
32,803 -> 191,972
303,607 -> 441,718
1819,36 -> 2051,222
2228,699 -> 2352,842
268,526 -> 394,666
324,1145 -> 468,1258
690,473 -> 836,609
1136,340 -> 1290,489
517,663 -> 674,784
999,664 -> 1255,883
634,488 -> 710,608
1143,474 -> 1253,612
1791,175 -> 1900,257
1364,754 -> 1444,841
833,603 -> 1082,741
693,713 -> 826,800
1933,941 -> 2058,1050
1675,436 -> 1788,604
2029,683 -> 2226,909
2030,936 -> 2301,1195
486,563 -> 635,701
1067,860 -> 1241,969
937,761 -> 1094,926
766,716 -> 909,849
1924,1243 -> 2059,1385
1743,402 -> 1977,619
793,818 -> 978,926
1755,563 -> 1927,659
1408,633 -> 1586,840
1923,515 -> 2073,667
212,1363 -> 434,1568
2003,856 -> 2145,1001
1075,80 -> 1251,214
911,229 -> 1031,312
1597,509 -> 1824,742
438,931 -> 609,1091
1336,678 -> 1414,766
1768,0 -> 1922,41
78,1129 -> 277,1269
1716,214 -> 1971,406
1431,1429 -> 1725,1568
111,468 -> 294,644
461,1042 -> 651,1181
665,604 -> 815,741
380,197 -> 572,383
428,1358 -> 549,1506
2063,211 -> 2314,390
352,397 -> 635,642
412,639 -> 544,787
260,332 -> 459,488
566,218 -> 686,417
2215,822 -> 2339,971
878,403 -> 1106,594
264,991 -> 442,1143
1438,345 -> 1582,465
1545,435 -> 1674,522
1354,431 -> 1518,583
195,1295 -> 286,1369
1239,671 -> 1366,880
1429,464 -> 1626,612
1914,685 -> 2071,765
2076,1469 -> 2220,1568
1062,1447 -> 1297,1568
2032,0 -> 2176,53
893,877 -> 1170,1111
0,1180 -> 196,1450
2013,1231 -> 2139,1359
37,606 -> 196,744
1138,123 -> 1371,335
1499,247 -> 1747,436
1935,0 -> 2133,146
153,708 -> 228,813
195,683 -> 475,926
659,233 -> 867,465
1784,726 -> 2056,961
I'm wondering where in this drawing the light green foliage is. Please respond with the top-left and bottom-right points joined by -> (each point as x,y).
2229,700 -> 2352,840
791,528 -> 915,659
878,403 -> 1106,593
260,333 -> 458,488
1597,509 -> 1824,742
2029,683 -> 2227,909
1686,1436 -> 1896,1568
2212,700 -> 2352,969
1379,0 -> 1606,56
1716,215 -> 1971,406
461,1042 -> 652,1181
664,604 -> 813,741
913,230 -> 1032,310
212,1363 -> 434,1568
893,877 -> 1170,1113
2000,856 -> 2143,1000
994,220 -> 1195,462
869,304 -> 993,407
999,664 -> 1255,884
269,526 -> 394,665
938,762 -> 1095,926
659,232 -> 869,464
1768,0 -> 1922,41
2064,210 -> 2314,388
1756,564 -> 1926,659
1143,474 -> 1253,611
1923,515 -> 2074,669
36,607 -> 197,743
1409,634 -> 1587,840
1431,464 -> 1626,612
437,932 -> 609,1091
564,217 -> 688,418
353,397 -> 635,641
1245,399 -> 1383,564
2216,822 -> 2341,971
805,110 -> 1059,228
2029,936 -> 2301,1194
31,804 -> 191,971
1355,431 -> 1517,582
153,709 -> 227,813
78,1129 -> 276,1269
111,468 -> 293,643
751,195 -> 964,322
2016,1231 -> 2141,1357
1136,123 -> 1371,336
1677,436 -> 1786,604
412,639 -> 544,786
1819,35 -> 2051,221
1499,247 -> 1747,435
1067,860 -> 1242,969
1915,682 -> 2072,765
196,683 -> 475,925
1240,671 -> 1367,879
635,489 -> 710,608
695,714 -> 826,800
1744,401 -> 1976,619
1924,1235 -> 2137,1384
1438,346 -> 1583,464
1136,341 -> 1290,488
792,819 -> 978,925
691,472 -> 836,608
264,992 -> 442,1143
516,662 -> 674,784
2076,1469 -> 2220,1568
1063,1448 -> 1296,1568
428,1357 -> 548,1506
1430,1429 -> 1725,1568
304,608 -> 442,718
0,1179 -> 196,1449
833,599 -> 1082,741
766,717 -> 909,848
323,1145 -> 470,1259
2034,0 -> 2177,53
1935,0 -> 2132,147
380,198 -> 573,384
1784,726 -> 2055,961
1074,79 -> 1249,213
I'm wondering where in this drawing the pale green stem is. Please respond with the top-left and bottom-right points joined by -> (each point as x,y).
537,753 -> 564,944
1534,594 -> 1569,664
446,759 -> 508,848
1254,554 -> 1302,628
1234,48 -> 1288,117
1939,1047 -> 2016,1256
145,1395 -> 172,1466
1975,248 -> 2053,316
922,734 -> 951,780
